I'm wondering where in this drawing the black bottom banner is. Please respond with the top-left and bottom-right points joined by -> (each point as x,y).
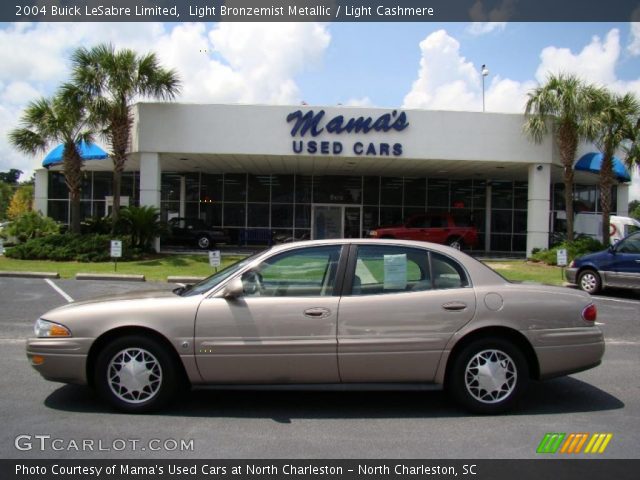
4,459 -> 640,480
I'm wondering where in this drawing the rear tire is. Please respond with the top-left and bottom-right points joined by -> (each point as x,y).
94,335 -> 180,413
577,269 -> 601,295
447,338 -> 529,414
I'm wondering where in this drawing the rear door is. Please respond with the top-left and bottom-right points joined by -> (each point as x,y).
337,244 -> 476,382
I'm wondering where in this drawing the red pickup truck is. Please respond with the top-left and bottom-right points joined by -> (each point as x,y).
368,213 -> 479,250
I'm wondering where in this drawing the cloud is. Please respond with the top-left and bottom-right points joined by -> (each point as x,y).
466,22 -> 507,36
402,29 -> 533,112
0,22 -> 331,175
343,97 -> 374,107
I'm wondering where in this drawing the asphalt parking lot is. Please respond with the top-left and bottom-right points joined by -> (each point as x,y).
0,277 -> 638,459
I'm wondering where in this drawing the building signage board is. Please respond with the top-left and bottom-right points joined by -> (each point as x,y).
209,250 -> 221,268
287,109 -> 409,157
110,240 -> 122,258
556,249 -> 568,267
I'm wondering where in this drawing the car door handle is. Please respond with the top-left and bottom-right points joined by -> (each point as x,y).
442,301 -> 467,311
304,307 -> 331,318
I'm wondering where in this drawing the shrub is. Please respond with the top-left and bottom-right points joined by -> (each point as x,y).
5,233 -> 144,262
531,236 -> 605,265
81,216 -> 113,235
116,206 -> 165,251
6,185 -> 33,219
3,211 -> 59,243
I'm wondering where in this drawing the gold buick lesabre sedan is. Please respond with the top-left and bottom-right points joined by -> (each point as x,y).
27,239 -> 604,414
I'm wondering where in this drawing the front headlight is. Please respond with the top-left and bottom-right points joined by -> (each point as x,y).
34,319 -> 71,338
368,230 -> 378,237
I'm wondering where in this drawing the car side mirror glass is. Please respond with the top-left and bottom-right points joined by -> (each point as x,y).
223,277 -> 244,298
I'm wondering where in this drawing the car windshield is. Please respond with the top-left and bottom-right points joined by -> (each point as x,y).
179,252 -> 262,297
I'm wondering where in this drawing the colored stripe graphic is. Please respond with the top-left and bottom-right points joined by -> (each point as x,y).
560,433 -> 589,453
536,433 -> 566,453
584,433 -> 613,454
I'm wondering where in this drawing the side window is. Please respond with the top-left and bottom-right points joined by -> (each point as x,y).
242,246 -> 342,297
351,245 -> 431,295
431,252 -> 469,289
617,234 -> 640,253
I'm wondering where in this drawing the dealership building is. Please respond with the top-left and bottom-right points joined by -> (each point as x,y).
33,103 -> 630,255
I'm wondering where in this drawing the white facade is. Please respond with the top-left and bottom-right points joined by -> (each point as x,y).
36,103 -> 629,255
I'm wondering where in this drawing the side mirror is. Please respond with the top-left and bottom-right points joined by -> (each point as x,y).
223,277 -> 244,298
608,243 -> 616,253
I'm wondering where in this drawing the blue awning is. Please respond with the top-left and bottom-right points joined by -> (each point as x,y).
575,152 -> 631,182
42,141 -> 108,167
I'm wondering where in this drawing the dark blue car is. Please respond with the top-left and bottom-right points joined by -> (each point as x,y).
565,231 -> 640,294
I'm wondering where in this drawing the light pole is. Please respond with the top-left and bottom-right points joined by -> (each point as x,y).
481,64 -> 489,112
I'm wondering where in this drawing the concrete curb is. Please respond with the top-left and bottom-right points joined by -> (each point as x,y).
76,273 -> 145,282
167,276 -> 206,284
0,271 -> 60,279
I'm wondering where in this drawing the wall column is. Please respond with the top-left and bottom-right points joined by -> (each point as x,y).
139,153 -> 161,252
34,169 -> 48,216
616,184 -> 629,216
526,163 -> 551,257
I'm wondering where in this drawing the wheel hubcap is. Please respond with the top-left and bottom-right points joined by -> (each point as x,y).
108,348 -> 162,404
198,237 -> 210,249
581,274 -> 597,292
449,240 -> 461,250
465,349 -> 517,404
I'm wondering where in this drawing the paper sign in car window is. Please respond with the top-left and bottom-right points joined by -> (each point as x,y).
384,254 -> 407,290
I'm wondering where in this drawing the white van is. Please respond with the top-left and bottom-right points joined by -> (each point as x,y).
573,213 -> 640,243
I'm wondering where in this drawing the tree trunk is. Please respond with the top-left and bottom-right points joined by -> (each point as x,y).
600,153 -> 615,246
63,144 -> 84,235
557,124 -> 578,243
110,112 -> 132,231
69,190 -> 81,234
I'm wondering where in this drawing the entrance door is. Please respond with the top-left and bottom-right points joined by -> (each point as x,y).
312,205 -> 362,239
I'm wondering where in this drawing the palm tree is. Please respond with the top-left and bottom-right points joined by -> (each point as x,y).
592,92 -> 640,246
524,74 -> 601,243
69,43 -> 181,225
9,92 -> 92,234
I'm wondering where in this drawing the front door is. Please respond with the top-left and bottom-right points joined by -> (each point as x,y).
608,234 -> 640,288
194,245 -> 344,383
312,205 -> 362,239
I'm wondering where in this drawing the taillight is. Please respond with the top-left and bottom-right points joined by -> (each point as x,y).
582,304 -> 597,322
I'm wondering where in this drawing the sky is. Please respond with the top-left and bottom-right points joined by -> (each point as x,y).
1,21 -> 639,200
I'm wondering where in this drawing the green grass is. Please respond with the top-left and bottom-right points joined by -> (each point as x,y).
482,260 -> 565,286
0,254 -> 246,282
0,255 -> 567,286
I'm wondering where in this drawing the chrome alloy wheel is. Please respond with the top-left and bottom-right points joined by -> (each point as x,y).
580,272 -> 598,293
464,349 -> 517,404
107,348 -> 162,404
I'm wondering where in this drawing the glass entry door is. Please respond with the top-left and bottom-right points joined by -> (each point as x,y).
312,205 -> 362,239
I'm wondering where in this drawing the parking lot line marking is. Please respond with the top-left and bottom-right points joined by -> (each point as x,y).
44,279 -> 74,303
595,297 -> 640,305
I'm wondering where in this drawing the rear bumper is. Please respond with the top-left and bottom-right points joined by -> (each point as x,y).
525,327 -> 605,380
26,337 -> 91,385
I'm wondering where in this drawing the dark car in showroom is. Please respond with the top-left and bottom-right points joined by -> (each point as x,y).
163,217 -> 230,250
566,231 -> 640,294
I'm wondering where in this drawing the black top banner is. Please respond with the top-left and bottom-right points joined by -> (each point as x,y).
5,0 -> 640,23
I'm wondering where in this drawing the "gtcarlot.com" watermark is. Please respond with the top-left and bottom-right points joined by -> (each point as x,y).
14,435 -> 195,452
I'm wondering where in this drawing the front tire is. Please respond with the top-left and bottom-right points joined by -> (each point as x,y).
94,335 -> 180,413
447,338 -> 529,414
447,237 -> 464,250
577,269 -> 601,295
197,235 -> 211,250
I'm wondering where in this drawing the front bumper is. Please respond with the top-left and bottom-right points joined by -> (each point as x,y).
26,337 -> 92,385
565,267 -> 578,284
525,326 -> 605,380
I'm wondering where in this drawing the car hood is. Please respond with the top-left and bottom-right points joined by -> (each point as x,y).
575,249 -> 608,264
48,289 -> 180,312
